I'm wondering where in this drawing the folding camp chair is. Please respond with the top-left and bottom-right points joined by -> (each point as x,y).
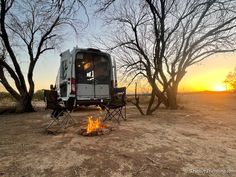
103,87 -> 127,123
44,90 -> 76,130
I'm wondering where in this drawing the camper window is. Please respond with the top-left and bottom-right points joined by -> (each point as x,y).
75,53 -> 110,84
61,60 -> 68,80
76,57 -> 94,84
94,57 -> 109,84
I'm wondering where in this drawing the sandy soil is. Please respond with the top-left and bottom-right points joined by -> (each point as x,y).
0,93 -> 236,177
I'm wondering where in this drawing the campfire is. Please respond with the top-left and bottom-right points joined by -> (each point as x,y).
79,116 -> 112,136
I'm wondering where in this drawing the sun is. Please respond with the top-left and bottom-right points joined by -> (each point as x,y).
213,84 -> 226,92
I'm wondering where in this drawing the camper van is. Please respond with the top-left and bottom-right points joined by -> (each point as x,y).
55,47 -> 117,107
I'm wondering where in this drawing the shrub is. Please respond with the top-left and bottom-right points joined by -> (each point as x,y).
33,90 -> 44,101
0,92 -> 14,101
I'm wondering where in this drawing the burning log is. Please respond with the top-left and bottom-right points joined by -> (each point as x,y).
78,116 -> 112,136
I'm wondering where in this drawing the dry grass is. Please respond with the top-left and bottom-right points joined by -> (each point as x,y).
0,93 -> 236,177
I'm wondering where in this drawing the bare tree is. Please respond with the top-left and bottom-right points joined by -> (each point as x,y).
0,0 -> 84,112
224,67 -> 236,91
97,0 -> 236,114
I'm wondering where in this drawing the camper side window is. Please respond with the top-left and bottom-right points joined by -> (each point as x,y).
61,60 -> 68,80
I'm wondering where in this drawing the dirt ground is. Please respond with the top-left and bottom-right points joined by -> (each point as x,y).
0,93 -> 236,177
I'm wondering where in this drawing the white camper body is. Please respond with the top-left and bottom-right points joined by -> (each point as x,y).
56,47 -> 117,106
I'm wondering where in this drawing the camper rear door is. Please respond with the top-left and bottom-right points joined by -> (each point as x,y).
75,52 -> 110,100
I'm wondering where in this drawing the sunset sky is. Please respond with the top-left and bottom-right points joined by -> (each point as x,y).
0,4 -> 236,94
1,32 -> 234,94
124,53 -> 236,93
179,53 -> 236,92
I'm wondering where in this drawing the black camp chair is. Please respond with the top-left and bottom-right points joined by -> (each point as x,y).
43,90 -> 76,130
103,87 -> 127,123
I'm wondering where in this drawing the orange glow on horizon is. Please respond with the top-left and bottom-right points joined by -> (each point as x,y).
212,84 -> 227,92
179,62 -> 232,93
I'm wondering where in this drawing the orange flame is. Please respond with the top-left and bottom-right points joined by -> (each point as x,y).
86,116 -> 103,133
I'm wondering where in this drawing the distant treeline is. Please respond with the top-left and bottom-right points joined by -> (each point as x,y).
127,93 -> 151,96
0,90 -> 44,101
0,91 -> 15,101
1,90 -> 234,102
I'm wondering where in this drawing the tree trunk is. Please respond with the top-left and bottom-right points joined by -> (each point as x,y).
148,77 -> 168,107
16,95 -> 35,113
130,83 -> 145,115
167,83 -> 178,109
146,90 -> 161,115
146,89 -> 156,115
